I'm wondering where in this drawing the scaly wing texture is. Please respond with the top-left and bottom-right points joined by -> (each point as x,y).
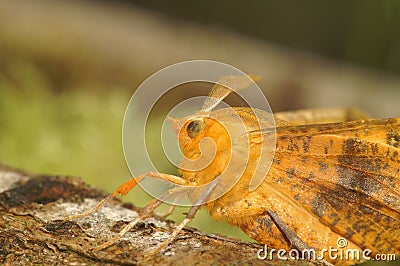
274,107 -> 369,125
263,118 -> 400,254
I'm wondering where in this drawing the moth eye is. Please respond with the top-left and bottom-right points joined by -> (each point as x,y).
186,119 -> 205,138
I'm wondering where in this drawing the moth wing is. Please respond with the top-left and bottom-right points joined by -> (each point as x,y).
274,107 -> 369,125
246,118 -> 400,253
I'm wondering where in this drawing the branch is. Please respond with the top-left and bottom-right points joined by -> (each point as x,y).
0,165 -> 317,265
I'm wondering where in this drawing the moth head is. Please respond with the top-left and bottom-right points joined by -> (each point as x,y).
172,115 -> 231,160
175,115 -> 232,186
180,116 -> 208,147
168,116 -> 207,149
168,116 -> 206,138
186,118 -> 206,138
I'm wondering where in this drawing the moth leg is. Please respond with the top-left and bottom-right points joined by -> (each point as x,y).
267,210 -> 310,251
63,177 -> 145,221
63,194 -> 115,221
113,171 -> 187,197
93,198 -> 163,251
154,200 -> 177,218
267,210 -> 334,266
144,199 -> 201,256
145,177 -> 220,256
93,186 -> 190,251
64,172 -> 186,221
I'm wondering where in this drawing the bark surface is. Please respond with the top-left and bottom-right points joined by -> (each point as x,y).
0,165 -> 318,265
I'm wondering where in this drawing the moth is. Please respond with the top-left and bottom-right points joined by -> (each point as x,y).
65,75 -> 400,265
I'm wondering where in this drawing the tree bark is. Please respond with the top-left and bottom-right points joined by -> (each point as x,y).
0,165 -> 319,265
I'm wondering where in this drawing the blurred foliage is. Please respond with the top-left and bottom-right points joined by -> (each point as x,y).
0,59 -> 129,184
125,0 -> 400,75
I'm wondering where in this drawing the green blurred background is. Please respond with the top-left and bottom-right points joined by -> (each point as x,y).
0,0 -> 399,264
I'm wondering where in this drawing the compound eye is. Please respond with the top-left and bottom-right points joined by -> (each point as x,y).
186,119 -> 205,138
